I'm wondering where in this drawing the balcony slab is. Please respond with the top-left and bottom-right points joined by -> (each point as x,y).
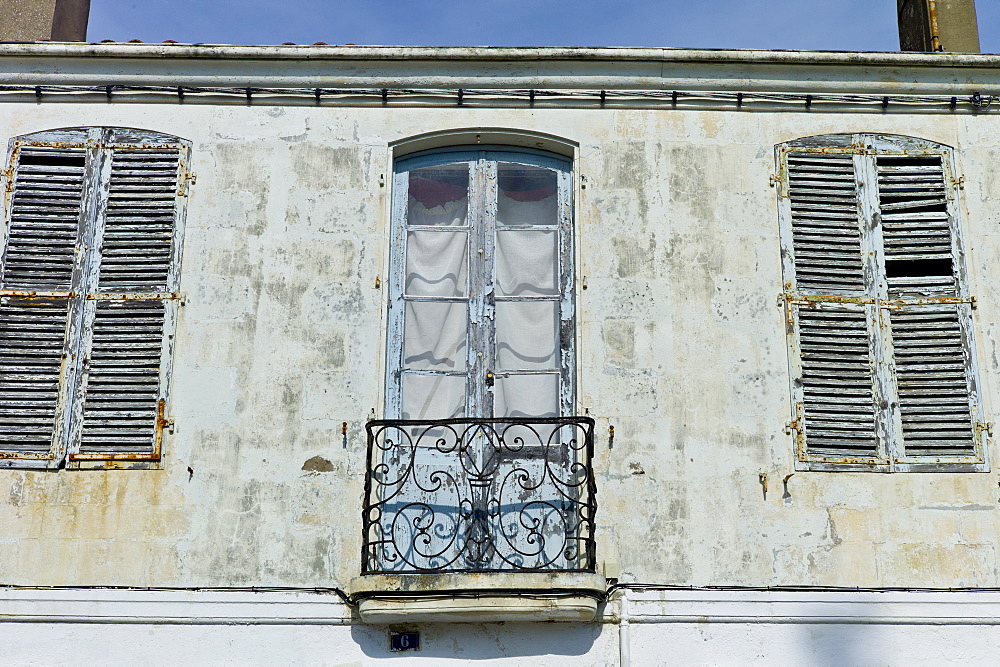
351,571 -> 606,623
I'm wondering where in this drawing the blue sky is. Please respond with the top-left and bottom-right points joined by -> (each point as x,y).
88,0 -> 1000,52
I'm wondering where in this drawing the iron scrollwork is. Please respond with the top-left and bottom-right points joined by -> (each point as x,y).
361,417 -> 597,574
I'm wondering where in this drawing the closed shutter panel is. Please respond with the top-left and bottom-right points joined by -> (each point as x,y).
0,144 -> 87,463
797,305 -> 880,460
77,300 -> 166,458
889,304 -> 978,459
98,148 -> 181,292
876,155 -> 956,296
0,297 -> 72,458
1,146 -> 86,290
786,153 -> 865,294
73,145 -> 183,462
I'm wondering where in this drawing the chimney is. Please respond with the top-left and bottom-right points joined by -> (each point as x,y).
898,0 -> 980,53
0,0 -> 90,42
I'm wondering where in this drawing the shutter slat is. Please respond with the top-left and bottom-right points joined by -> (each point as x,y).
890,305 -> 976,458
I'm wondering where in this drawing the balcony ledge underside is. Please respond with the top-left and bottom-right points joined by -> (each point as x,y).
351,571 -> 606,623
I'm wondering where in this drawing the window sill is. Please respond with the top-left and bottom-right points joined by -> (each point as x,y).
351,572 -> 606,623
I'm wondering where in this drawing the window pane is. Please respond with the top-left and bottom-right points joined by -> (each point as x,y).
496,230 -> 558,296
403,301 -> 467,371
401,373 -> 466,420
408,164 -> 469,227
497,164 -> 558,227
494,374 -> 558,418
495,301 -> 558,370
405,230 -> 468,297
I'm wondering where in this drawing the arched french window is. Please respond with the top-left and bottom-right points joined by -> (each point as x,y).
362,147 -> 596,574
386,147 -> 576,420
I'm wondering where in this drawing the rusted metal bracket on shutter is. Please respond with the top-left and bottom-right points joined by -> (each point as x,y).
976,421 -> 992,439
178,170 -> 196,196
86,292 -> 183,301
1,165 -> 14,193
951,175 -> 966,190
786,403 -> 806,456
0,290 -> 75,298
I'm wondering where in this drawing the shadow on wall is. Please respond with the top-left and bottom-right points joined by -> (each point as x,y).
798,613 -> 879,663
350,619 -> 604,660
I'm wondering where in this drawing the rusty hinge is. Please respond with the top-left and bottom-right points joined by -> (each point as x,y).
178,171 -> 197,196
1,166 -> 14,193
951,175 -> 966,190
976,421 -> 992,439
156,399 -> 175,434
785,403 -> 804,436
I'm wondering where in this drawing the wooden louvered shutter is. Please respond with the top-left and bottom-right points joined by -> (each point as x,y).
780,134 -> 986,472
873,151 -> 983,467
785,152 -> 866,294
782,146 -> 886,465
876,155 -> 957,297
792,304 -> 882,463
72,141 -> 186,464
0,144 -> 89,466
887,304 -> 980,462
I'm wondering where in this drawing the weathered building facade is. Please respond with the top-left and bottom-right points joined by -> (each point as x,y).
2,43 -> 1000,662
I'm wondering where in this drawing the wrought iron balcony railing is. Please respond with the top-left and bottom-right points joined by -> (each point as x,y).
362,417 -> 597,574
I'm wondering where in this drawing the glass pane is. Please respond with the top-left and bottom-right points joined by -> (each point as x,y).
401,373 -> 466,420
495,301 -> 559,370
497,164 -> 558,227
496,230 -> 558,296
403,301 -> 467,371
494,374 -> 559,418
405,230 -> 467,297
408,164 -> 469,226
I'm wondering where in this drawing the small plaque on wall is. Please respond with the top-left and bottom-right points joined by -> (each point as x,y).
389,631 -> 420,652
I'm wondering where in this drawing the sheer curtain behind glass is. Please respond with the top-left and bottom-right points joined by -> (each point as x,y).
390,152 -> 572,421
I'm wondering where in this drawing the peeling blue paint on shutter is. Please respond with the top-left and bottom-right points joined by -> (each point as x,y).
778,134 -> 987,472
876,155 -> 957,297
76,300 -> 167,460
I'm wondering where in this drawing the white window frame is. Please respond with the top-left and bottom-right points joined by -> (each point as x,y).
776,133 -> 988,473
385,147 -> 576,419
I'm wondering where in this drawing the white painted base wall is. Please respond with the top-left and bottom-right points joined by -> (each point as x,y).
3,588 -> 1000,664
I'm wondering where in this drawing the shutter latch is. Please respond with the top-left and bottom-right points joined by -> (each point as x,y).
786,403 -> 805,454
179,171 -> 197,196
156,399 -> 175,435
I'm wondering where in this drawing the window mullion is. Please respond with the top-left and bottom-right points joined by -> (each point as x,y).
557,167 -> 575,416
466,155 -> 494,418
385,169 -> 410,419
55,136 -> 110,462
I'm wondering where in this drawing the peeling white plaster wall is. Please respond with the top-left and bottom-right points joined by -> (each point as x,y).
0,79 -> 998,592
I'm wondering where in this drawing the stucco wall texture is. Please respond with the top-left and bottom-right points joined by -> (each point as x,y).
1,90 -> 999,590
